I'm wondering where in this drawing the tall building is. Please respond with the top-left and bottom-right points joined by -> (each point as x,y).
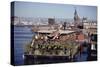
74,9 -> 83,29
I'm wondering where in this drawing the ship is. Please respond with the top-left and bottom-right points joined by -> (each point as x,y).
23,25 -> 81,65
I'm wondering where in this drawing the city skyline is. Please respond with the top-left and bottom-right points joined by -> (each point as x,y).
12,1 -> 97,21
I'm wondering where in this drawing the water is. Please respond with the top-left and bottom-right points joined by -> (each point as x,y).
14,26 -> 34,65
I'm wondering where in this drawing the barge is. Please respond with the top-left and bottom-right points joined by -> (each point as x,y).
24,29 -> 81,64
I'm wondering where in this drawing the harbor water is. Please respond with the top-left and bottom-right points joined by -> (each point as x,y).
14,26 -> 34,65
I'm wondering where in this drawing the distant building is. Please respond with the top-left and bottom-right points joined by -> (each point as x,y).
74,9 -> 83,29
83,21 -> 97,34
11,16 -> 19,25
74,9 -> 80,27
83,21 -> 97,29
48,18 -> 55,25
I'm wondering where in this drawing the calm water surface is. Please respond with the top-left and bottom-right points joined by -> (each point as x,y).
14,26 -> 35,65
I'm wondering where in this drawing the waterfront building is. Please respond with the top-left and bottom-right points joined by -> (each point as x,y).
48,18 -> 55,25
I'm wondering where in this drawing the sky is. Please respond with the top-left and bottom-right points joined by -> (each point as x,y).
12,1 -> 97,20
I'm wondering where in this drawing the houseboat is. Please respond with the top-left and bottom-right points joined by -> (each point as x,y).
23,26 -> 81,65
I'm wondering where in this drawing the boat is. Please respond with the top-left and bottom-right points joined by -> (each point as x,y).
24,27 -> 80,64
